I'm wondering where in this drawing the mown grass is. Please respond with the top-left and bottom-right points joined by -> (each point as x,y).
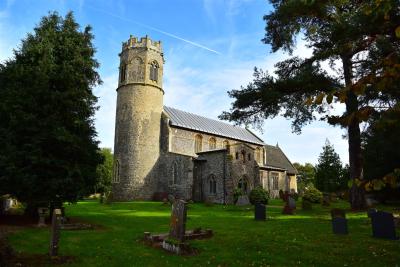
7,199 -> 400,267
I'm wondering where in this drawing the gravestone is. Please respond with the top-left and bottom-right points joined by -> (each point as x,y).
37,207 -> 49,227
169,200 -> 187,242
332,217 -> 348,235
254,203 -> 266,221
288,196 -> 296,210
331,208 -> 346,219
49,209 -> 62,257
370,211 -> 398,240
331,208 -> 348,235
236,195 -> 250,206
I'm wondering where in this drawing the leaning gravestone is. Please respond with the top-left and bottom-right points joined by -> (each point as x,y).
331,208 -> 348,235
168,200 -> 187,242
370,211 -> 398,240
254,203 -> 266,221
49,209 -> 62,257
236,195 -> 250,206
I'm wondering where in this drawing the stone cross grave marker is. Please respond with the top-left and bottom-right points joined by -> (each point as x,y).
49,208 -> 62,257
331,209 -> 348,235
370,211 -> 398,240
254,203 -> 266,221
37,207 -> 49,227
169,200 -> 187,242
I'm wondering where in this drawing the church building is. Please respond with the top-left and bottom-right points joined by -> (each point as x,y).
112,36 -> 298,203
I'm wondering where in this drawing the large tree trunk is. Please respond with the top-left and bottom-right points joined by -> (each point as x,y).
342,56 -> 366,210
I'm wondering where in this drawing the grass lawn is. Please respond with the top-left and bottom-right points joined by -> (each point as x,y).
6,199 -> 400,267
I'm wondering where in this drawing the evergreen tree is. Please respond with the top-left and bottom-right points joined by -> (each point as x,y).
0,12 -> 103,212
220,1 -> 400,209
315,140 -> 344,193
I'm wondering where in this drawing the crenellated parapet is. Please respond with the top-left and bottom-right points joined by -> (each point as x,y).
122,35 -> 162,53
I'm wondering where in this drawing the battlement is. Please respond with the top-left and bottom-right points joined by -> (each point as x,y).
122,35 -> 162,53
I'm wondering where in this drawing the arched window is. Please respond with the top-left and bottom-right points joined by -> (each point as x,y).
194,134 -> 203,153
120,64 -> 127,83
238,178 -> 248,193
208,137 -> 216,150
209,174 -> 217,194
256,147 -> 261,163
113,160 -> 120,183
223,140 -> 230,153
235,152 -> 239,160
171,161 -> 179,185
271,172 -> 279,190
248,153 -> 251,161
149,61 -> 159,82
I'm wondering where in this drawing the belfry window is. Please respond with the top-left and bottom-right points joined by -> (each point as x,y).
120,64 -> 127,83
150,62 -> 159,82
113,160 -> 120,183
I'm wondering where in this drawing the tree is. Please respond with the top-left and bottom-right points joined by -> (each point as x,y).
292,162 -> 315,193
220,1 -> 400,209
0,12 -> 103,213
95,148 -> 113,195
315,140 -> 346,193
362,111 -> 400,198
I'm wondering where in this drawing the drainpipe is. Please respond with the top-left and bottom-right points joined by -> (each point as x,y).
223,151 -> 226,205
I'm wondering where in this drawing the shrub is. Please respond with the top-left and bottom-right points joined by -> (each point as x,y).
302,186 -> 323,203
249,186 -> 269,205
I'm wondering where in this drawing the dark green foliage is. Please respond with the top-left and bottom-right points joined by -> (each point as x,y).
302,186 -> 323,203
0,12 -> 102,209
293,162 -> 315,193
363,112 -> 400,182
220,0 -> 400,209
249,186 -> 269,205
95,148 -> 113,194
315,140 -> 348,193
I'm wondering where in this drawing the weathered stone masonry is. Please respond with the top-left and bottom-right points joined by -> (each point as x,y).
112,36 -> 298,202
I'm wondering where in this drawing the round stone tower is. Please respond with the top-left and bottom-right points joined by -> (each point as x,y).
112,35 -> 164,200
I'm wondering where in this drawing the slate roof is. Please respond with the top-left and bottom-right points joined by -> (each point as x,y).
264,144 -> 298,174
163,106 -> 265,146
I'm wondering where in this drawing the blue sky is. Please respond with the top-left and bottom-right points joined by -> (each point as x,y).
0,0 -> 349,165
